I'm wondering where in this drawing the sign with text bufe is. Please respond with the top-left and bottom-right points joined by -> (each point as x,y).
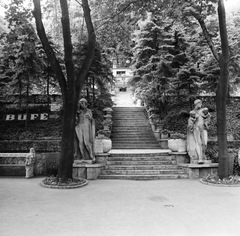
0,113 -> 60,121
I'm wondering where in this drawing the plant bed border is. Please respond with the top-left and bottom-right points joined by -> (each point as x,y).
199,178 -> 240,187
40,177 -> 88,189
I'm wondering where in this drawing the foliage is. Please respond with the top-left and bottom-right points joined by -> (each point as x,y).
92,88 -> 114,131
91,0 -> 133,67
73,42 -> 114,107
0,0 -> 59,107
201,174 -> 240,186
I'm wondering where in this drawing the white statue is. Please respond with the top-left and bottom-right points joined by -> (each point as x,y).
25,148 -> 35,178
187,99 -> 211,164
75,98 -> 96,163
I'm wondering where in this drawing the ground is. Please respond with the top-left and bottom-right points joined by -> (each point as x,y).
1,177 -> 240,236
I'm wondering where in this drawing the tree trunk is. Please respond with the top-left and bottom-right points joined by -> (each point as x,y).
217,0 -> 231,179
58,96 -> 77,180
92,77 -> 95,107
86,78 -> 90,102
47,74 -> 50,106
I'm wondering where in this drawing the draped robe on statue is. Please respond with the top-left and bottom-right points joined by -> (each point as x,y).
187,112 -> 198,161
75,108 -> 95,161
187,104 -> 210,163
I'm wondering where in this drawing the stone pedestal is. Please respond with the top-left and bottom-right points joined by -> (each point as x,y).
159,139 -> 168,149
179,163 -> 218,179
72,164 -> 86,179
168,139 -> 186,152
95,139 -> 104,153
86,164 -> 105,180
154,130 -> 160,141
191,160 -> 212,165
169,152 -> 189,164
72,163 -> 105,180
95,153 -> 109,165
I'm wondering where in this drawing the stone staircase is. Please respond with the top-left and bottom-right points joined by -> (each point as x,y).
98,152 -> 188,180
99,106 -> 188,180
111,107 -> 160,149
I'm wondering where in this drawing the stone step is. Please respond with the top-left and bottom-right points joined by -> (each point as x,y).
112,145 -> 161,148
111,135 -> 154,138
113,112 -> 146,115
113,115 -> 147,117
111,135 -> 157,138
111,132 -> 154,135
107,160 -> 176,165
111,136 -> 155,140
111,134 -> 155,137
113,118 -> 147,120
111,129 -> 153,133
112,144 -> 160,148
109,152 -> 169,157
104,165 -> 179,170
113,119 -> 147,121
101,169 -> 185,175
113,113 -> 146,115
113,115 -> 146,118
113,108 -> 145,111
112,140 -> 159,144
112,125 -> 150,127
98,174 -> 189,180
112,139 -> 158,143
107,155 -> 173,161
113,125 -> 149,127
113,122 -> 149,124
112,142 -> 159,146
113,111 -> 146,114
112,126 -> 151,128
106,165 -> 178,170
111,131 -> 153,134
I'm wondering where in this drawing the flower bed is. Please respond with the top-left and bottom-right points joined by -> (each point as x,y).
200,174 -> 240,187
40,177 -> 88,189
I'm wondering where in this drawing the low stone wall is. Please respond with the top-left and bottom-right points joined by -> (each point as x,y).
73,163 -> 105,180
0,152 -> 60,176
179,163 -> 219,179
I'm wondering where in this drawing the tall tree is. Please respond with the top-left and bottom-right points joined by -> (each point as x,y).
184,0 -> 231,178
216,0 -> 230,179
32,0 -> 96,181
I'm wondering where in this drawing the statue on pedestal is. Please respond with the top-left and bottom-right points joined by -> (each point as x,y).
187,99 -> 211,164
74,98 -> 95,163
25,148 -> 35,178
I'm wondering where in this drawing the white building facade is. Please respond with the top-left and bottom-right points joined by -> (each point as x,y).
112,66 -> 133,91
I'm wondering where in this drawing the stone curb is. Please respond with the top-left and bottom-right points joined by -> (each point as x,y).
40,179 -> 88,189
199,178 -> 240,187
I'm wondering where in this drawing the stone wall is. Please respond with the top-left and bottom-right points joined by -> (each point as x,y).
0,140 -> 61,176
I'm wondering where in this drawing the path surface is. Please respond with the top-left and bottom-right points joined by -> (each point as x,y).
113,89 -> 137,107
1,177 -> 240,236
